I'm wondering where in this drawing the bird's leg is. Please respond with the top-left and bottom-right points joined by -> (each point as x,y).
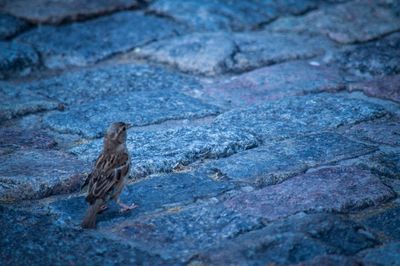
116,198 -> 138,213
97,204 -> 108,214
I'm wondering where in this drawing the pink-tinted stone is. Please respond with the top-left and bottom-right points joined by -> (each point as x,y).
348,75 -> 400,103
0,0 -> 140,24
268,0 -> 400,44
0,127 -> 57,151
200,61 -> 345,107
0,149 -> 89,202
225,167 -> 394,220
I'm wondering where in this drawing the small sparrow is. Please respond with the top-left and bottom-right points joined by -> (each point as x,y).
81,122 -> 137,229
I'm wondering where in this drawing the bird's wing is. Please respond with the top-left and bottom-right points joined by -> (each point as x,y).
86,152 -> 130,202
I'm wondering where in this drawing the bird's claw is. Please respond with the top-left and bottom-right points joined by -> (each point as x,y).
119,203 -> 138,213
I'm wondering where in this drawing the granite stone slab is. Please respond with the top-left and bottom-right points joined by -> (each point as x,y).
224,166 -> 395,220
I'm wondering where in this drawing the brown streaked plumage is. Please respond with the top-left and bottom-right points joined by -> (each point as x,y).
81,122 -> 137,229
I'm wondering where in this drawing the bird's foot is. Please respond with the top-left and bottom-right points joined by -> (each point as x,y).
118,202 -> 138,213
97,204 -> 108,214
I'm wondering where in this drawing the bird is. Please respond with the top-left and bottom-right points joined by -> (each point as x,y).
81,122 -> 137,229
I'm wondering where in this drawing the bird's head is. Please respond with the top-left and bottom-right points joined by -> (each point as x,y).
104,122 -> 130,149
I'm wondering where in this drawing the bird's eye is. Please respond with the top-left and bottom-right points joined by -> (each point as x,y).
122,126 -> 126,131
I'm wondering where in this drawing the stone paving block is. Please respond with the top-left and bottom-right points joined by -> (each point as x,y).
0,0 -> 141,24
136,31 -> 331,75
268,0 -> 400,44
0,207 -> 165,265
0,83 -> 58,122
362,151 -> 400,180
195,213 -> 377,265
358,242 -> 400,266
333,33 -> 400,78
360,205 -> 400,241
214,94 -> 388,143
0,14 -> 29,40
291,255 -> 361,266
339,117 -> 400,147
198,61 -> 345,106
43,90 -> 221,137
224,167 -> 395,220
0,149 -> 89,202
24,64 -> 201,105
348,75 -> 400,103
70,125 -> 259,178
16,11 -> 183,69
0,41 -> 39,79
148,0 -> 319,32
106,203 -> 263,262
0,126 -> 57,155
200,133 -> 376,186
47,172 -> 234,227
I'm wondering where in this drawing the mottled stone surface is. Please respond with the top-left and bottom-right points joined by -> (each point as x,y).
359,242 -> 400,266
0,83 -> 58,122
0,207 -> 165,265
196,213 -> 377,265
198,61 -> 345,106
0,41 -> 39,79
47,172 -> 234,226
348,75 -> 400,103
334,33 -> 400,78
340,117 -> 400,146
16,11 -> 182,69
43,90 -> 220,137
0,14 -> 29,40
361,205 -> 400,241
0,0 -> 140,24
0,126 -> 57,154
201,133 -> 376,186
149,0 -> 319,31
292,255 -> 361,266
214,94 -> 387,143
225,167 -> 395,220
136,31 -> 331,75
268,0 -> 400,44
0,149 -> 89,202
70,125 -> 259,178
108,203 -> 263,262
23,64 -> 201,105
363,151 -> 400,180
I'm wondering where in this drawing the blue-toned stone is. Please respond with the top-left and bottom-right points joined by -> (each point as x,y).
0,41 -> 39,79
0,207 -> 165,265
198,61 -> 345,107
136,31 -> 331,75
16,11 -> 183,69
0,0 -> 140,24
214,94 -> 387,143
23,64 -> 201,105
0,149 -> 89,202
195,213 -> 377,265
107,202 -> 263,262
225,167 -> 395,220
361,205 -> 400,241
0,14 -> 29,40
333,33 -> 400,78
359,242 -> 400,266
149,0 -> 319,32
70,124 -> 259,178
200,133 -> 376,186
0,83 -> 58,122
47,172 -> 234,227
43,90 -> 221,137
268,0 -> 400,44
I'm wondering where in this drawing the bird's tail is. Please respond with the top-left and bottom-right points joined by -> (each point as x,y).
81,199 -> 103,229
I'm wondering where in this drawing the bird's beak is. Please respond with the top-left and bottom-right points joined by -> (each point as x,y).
126,123 -> 133,128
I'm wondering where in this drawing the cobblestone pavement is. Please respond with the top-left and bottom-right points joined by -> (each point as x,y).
1,1 -> 400,265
